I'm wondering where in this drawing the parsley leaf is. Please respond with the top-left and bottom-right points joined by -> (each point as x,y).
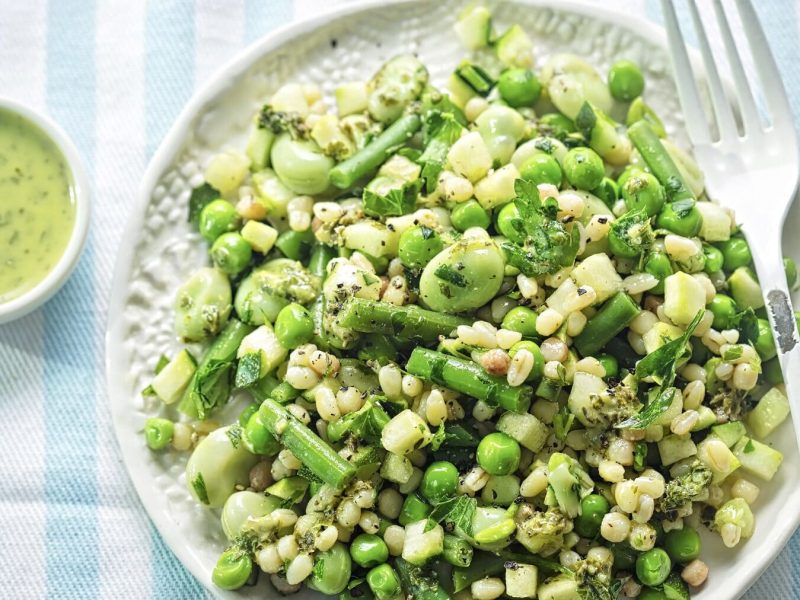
608,207 -> 654,258
430,424 -> 447,451
617,310 -> 704,429
671,198 -> 696,218
187,183 -> 220,226
428,495 -> 476,536
501,179 -> 581,276
363,178 -> 422,217
419,111 -> 463,192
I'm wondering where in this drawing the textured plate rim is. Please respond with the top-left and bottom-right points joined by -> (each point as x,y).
105,1 -> 800,597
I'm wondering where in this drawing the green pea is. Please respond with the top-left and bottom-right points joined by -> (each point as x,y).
763,357 -> 784,385
210,232 -> 252,276
636,548 -> 672,586
656,202 -> 702,237
608,60 -> 645,101
592,177 -> 619,208
597,353 -> 619,379
399,494 -> 431,526
274,303 -> 314,349
211,548 -> 252,590
520,153 -> 562,187
617,165 -> 645,190
144,418 -> 174,450
350,533 -> 389,568
243,412 -> 280,455
399,225 -> 444,269
785,257 -> 798,288
638,588 -> 668,600
610,542 -> 639,571
644,252 -> 673,294
199,199 -> 239,243
450,199 -> 491,231
502,306 -> 539,337
477,432 -> 521,476
509,340 -> 545,381
563,147 -> 605,190
496,203 -> 525,243
702,244 -> 724,274
309,542 -> 352,595
538,112 -> 576,138
718,237 -> 752,271
708,294 -> 737,330
754,317 -> 777,360
367,564 -> 402,600
663,526 -> 701,563
622,172 -> 665,217
497,68 -> 542,107
573,494 -> 610,538
421,461 -> 459,502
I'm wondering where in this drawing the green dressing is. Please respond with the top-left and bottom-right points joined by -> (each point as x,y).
0,107 -> 75,303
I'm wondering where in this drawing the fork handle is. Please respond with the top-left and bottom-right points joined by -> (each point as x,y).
748,234 -> 800,440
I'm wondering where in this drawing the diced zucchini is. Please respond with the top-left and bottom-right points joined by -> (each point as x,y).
711,421 -> 747,448
664,271 -> 706,326
570,253 -> 623,303
474,164 -> 520,209
733,436 -> 783,481
697,438 -> 740,483
690,405 -> 717,432
495,25 -> 534,68
151,349 -> 197,405
728,267 -> 764,310
497,412 -> 549,452
343,220 -> 400,257
746,387 -> 790,439
481,474 -> 521,505
270,83 -> 309,117
335,82 -> 369,116
245,126 -> 275,171
266,476 -> 309,502
204,150 -> 250,196
241,220 -> 278,254
447,131 -> 492,182
237,324 -> 288,377
568,372 -> 607,428
447,72 -> 478,108
506,563 -> 538,598
380,452 -> 413,484
642,321 -> 683,354
658,434 -> 697,466
453,62 -> 495,97
453,5 -> 493,50
537,577 -> 579,600
403,519 -> 444,565
695,201 -> 732,242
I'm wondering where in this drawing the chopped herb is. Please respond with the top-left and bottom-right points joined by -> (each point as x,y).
633,442 -> 648,472
226,424 -> 243,449
427,495 -> 476,535
671,198 -> 696,218
743,439 -> 755,453
553,405 -> 575,441
187,183 -> 221,226
730,307 -> 760,344
434,264 -> 468,288
418,111 -> 463,192
362,178 -> 422,217
722,345 -> 744,362
234,352 -> 262,389
192,473 -> 209,505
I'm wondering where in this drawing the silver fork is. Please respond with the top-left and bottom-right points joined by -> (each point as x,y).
661,0 -> 800,440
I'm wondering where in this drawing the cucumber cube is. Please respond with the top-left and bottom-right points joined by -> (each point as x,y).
570,253 -> 623,303
664,271 -> 706,326
642,321 -> 683,354
691,405 -> 717,432
335,82 -> 369,116
733,437 -> 783,481
151,349 -> 196,405
658,434 -> 697,466
453,5 -> 493,50
696,201 -> 732,242
728,267 -> 764,310
746,387 -> 790,439
497,412 -> 549,452
711,421 -> 747,447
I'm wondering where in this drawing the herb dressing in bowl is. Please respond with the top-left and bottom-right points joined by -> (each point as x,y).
0,107 -> 77,303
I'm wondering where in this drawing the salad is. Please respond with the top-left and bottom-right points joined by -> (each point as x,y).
142,5 -> 797,599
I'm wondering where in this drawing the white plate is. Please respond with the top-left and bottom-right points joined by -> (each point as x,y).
106,1 -> 800,597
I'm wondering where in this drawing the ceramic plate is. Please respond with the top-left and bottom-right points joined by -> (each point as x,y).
106,1 -> 800,597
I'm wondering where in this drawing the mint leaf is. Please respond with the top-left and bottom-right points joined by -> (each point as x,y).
434,264 -> 468,288
363,179 -> 421,217
188,183 -> 221,226
553,405 -> 574,441
428,495 -> 476,536
419,111 -> 463,192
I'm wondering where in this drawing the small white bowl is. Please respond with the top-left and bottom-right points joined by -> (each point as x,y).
0,97 -> 90,324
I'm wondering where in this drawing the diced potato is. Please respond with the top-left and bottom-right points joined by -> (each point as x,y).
241,220 -> 278,254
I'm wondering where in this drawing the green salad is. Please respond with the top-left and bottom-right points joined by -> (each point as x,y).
142,5 -> 798,599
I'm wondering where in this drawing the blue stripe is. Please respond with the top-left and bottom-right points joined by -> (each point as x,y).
144,1 -> 206,595
43,0 -> 98,598
245,0 -> 293,44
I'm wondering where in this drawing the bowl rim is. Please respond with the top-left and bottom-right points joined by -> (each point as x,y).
105,0 -> 800,598
0,96 -> 91,324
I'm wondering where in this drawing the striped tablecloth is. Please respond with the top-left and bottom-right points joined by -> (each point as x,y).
0,1 -> 798,597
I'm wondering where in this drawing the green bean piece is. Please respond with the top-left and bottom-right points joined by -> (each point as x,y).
573,292 -> 640,357
367,564 -> 402,600
406,347 -> 532,413
274,303 -> 315,349
179,319 -> 254,419
275,228 -> 315,261
450,199 -> 491,231
443,534 -> 474,568
628,120 -> 695,202
309,244 -> 337,277
258,398 -> 356,488
211,547 -> 253,590
626,97 -> 666,138
199,199 -> 239,243
237,402 -> 259,426
636,548 -> 672,586
497,68 -> 542,107
330,114 -> 422,189
395,558 -> 450,600
350,533 -> 389,568
242,411 -> 281,455
476,432 -> 521,475
608,60 -> 645,101
337,297 -> 470,343
144,418 -> 174,450
663,527 -> 701,563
